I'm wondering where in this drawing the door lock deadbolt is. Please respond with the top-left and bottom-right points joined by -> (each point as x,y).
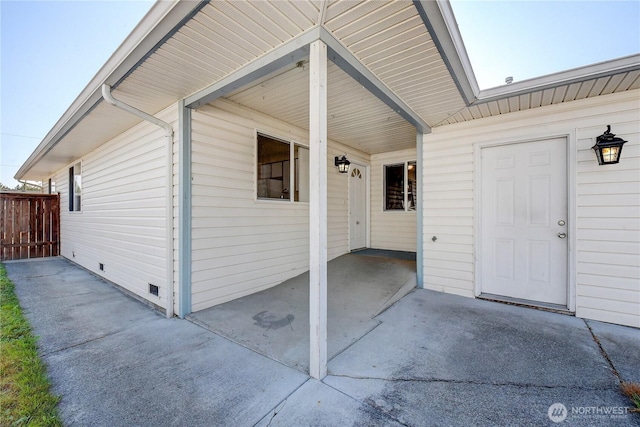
558,220 -> 566,226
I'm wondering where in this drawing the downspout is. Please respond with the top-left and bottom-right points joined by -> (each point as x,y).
102,84 -> 175,318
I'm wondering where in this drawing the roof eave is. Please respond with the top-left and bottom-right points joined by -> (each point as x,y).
474,54 -> 640,104
15,0 -> 202,181
413,0 -> 480,105
417,1 -> 640,110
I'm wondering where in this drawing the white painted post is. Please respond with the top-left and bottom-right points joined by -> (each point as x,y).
416,131 -> 424,288
309,39 -> 328,380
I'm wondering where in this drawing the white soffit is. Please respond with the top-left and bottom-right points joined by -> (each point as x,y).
115,1 -> 320,119
439,59 -> 640,126
322,0 -> 467,128
225,60 -> 416,154
17,0 -> 640,179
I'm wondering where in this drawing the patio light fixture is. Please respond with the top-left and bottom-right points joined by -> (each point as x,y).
592,125 -> 627,165
334,155 -> 350,173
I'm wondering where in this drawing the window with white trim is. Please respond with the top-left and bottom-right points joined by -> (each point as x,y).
384,161 -> 416,211
257,133 -> 309,202
68,162 -> 82,211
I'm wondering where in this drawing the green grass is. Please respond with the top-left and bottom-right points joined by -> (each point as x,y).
621,382 -> 640,412
0,263 -> 62,426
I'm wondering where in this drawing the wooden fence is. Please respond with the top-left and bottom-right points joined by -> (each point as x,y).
0,193 -> 60,261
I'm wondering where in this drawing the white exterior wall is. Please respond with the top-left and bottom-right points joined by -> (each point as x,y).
370,148 -> 417,252
51,106 -> 178,308
422,90 -> 640,328
191,100 -> 369,311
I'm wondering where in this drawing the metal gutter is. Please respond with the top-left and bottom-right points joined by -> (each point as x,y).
474,54 -> 640,104
415,1 -> 640,107
102,84 -> 175,319
15,0 -> 205,181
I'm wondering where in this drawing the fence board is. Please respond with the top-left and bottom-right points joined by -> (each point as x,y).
0,193 -> 60,261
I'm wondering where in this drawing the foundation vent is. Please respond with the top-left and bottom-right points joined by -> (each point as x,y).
149,284 -> 159,297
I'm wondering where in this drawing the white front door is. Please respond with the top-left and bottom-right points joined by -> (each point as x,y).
480,138 -> 568,306
349,165 -> 366,250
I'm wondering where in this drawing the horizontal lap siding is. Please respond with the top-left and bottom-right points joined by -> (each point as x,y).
371,148 -> 417,252
423,90 -> 640,327
191,100 -> 368,312
575,118 -> 639,327
53,106 -> 177,307
422,138 -> 474,297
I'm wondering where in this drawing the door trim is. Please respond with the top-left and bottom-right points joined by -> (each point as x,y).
348,162 -> 370,251
473,132 -> 576,312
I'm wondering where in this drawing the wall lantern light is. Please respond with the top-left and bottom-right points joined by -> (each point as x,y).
592,125 -> 627,165
334,155 -> 350,173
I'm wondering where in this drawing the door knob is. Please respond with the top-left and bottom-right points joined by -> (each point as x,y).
557,233 -> 567,239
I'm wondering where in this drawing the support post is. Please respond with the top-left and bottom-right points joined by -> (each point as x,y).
309,40 -> 328,380
416,131 -> 424,288
178,100 -> 192,318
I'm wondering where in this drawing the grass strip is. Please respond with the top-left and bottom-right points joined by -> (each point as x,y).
621,382 -> 640,412
0,262 -> 62,426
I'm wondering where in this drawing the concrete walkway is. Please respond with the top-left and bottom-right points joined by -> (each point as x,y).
5,257 -> 639,426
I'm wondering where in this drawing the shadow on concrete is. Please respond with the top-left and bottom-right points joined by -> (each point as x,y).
6,256 -> 638,426
188,252 -> 416,373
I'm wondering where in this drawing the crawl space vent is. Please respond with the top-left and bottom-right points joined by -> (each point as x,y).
149,284 -> 159,297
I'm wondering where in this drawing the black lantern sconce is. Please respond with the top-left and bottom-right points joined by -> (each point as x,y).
334,155 -> 350,173
592,125 -> 627,165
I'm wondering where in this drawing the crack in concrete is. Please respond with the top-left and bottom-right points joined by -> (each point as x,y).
584,318 -> 622,383
326,373 -> 614,391
264,398 -> 287,427
40,329 -> 126,357
256,379 -> 308,427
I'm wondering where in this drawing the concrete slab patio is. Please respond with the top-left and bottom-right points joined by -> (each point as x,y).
188,252 -> 417,373
4,257 -> 639,426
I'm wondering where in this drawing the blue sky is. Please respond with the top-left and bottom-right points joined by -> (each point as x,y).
450,0 -> 640,88
1,0 -> 639,188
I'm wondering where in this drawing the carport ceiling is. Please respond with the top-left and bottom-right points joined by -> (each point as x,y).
23,0 -> 448,178
224,59 -> 417,154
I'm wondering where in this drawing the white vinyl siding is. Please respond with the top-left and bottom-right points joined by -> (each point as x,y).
422,89 -> 640,328
575,118 -> 639,328
53,105 -> 177,307
371,148 -> 417,252
191,99 -> 369,311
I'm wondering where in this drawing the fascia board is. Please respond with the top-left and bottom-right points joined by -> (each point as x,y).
413,0 -> 480,105
474,54 -> 640,104
15,0 -> 204,180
